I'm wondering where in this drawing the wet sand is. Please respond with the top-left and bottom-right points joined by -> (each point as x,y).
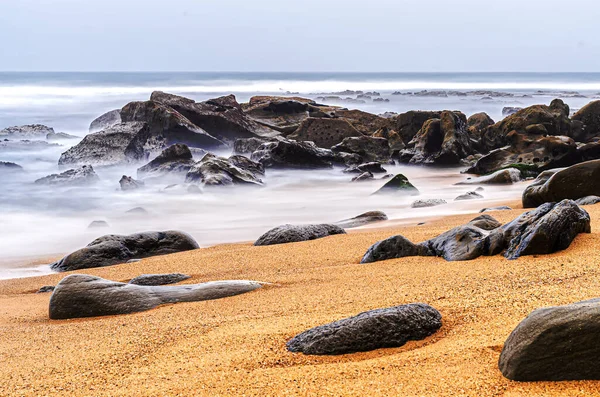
2,200 -> 600,396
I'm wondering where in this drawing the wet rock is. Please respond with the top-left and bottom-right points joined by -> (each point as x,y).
287,118 -> 362,148
0,161 -> 23,173
49,274 -> 263,319
88,220 -> 109,229
46,132 -> 79,141
0,124 -> 54,139
287,303 -> 442,355
332,109 -> 394,136
571,100 -> 600,142
125,207 -> 148,215
467,112 -> 494,134
36,285 -> 55,293
502,107 -> 522,117
343,162 -> 387,174
89,109 -> 121,132
479,206 -> 512,213
35,165 -> 100,186
522,160 -> 600,207
411,199 -> 447,208
454,191 -> 483,201
361,235 -> 433,263
331,136 -> 391,162
372,174 -> 419,196
242,96 -> 327,133
254,224 -> 346,246
185,153 -> 264,186
575,195 -> 600,205
250,137 -> 348,169
351,171 -> 374,182
128,273 -> 191,286
137,143 -> 196,179
233,137 -> 274,155
499,297 -> 600,381
502,200 -> 590,259
372,126 -> 405,153
119,175 -> 144,191
390,110 -> 442,144
456,168 -> 522,185
335,211 -> 388,229
50,231 -> 199,272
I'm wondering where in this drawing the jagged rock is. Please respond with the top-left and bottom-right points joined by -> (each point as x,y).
137,143 -> 196,179
287,118 -> 362,148
46,132 -> 79,141
503,200 -> 591,259
50,231 -> 199,272
250,137 -> 349,169
332,109 -> 393,136
373,174 -> 419,196
128,273 -> 191,286
571,100 -> 600,142
455,191 -> 483,200
411,199 -> 447,208
35,165 -> 99,186
88,220 -> 109,229
335,211 -> 388,229
390,110 -> 442,144
456,168 -> 522,185
467,112 -> 495,135
522,160 -> 600,207
502,107 -> 522,117
575,195 -> 600,205
0,161 -> 23,173
233,137 -> 274,155
343,162 -> 387,174
499,298 -> 600,381
119,175 -> 144,191
351,172 -> 374,182
89,109 -> 121,132
372,127 -> 405,153
287,303 -> 442,355
479,206 -> 512,213
36,286 -> 55,293
0,124 -> 54,139
254,224 -> 346,246
185,153 -> 264,186
49,274 -> 263,319
331,136 -> 390,162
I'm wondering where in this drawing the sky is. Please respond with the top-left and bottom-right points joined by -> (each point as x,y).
0,0 -> 598,72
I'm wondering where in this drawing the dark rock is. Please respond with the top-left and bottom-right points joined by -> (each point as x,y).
390,111 -> 442,144
456,168 -> 522,185
479,206 -> 512,213
351,171 -> 374,182
373,174 -> 419,196
36,285 -> 55,293
49,274 -> 262,319
361,235 -> 433,263
343,162 -> 387,174
499,298 -> 600,381
0,124 -> 54,139
502,107 -> 522,117
571,100 -> 600,142
89,109 -> 121,132
372,126 -> 405,153
335,211 -> 388,229
46,132 -> 79,141
137,143 -> 196,179
119,175 -> 144,191
233,137 -> 274,155
502,200 -> 591,259
250,137 -> 349,169
467,112 -> 495,134
287,118 -> 362,148
35,165 -> 100,186
185,153 -> 264,186
254,224 -> 346,246
128,273 -> 191,286
286,303 -> 442,355
411,199 -> 447,208
50,231 -> 199,272
331,136 -> 391,162
575,195 -> 600,205
454,191 -> 483,201
242,96 -> 326,133
0,161 -> 23,172
332,109 -> 394,136
88,220 -> 109,229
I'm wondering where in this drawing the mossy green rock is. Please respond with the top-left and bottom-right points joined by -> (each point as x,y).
373,174 -> 419,195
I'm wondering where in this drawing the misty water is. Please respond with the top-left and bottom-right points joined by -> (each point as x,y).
1,72 -> 599,279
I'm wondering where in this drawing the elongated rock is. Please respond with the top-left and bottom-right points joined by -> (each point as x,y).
128,273 -> 191,286
254,224 -> 346,246
335,211 -> 388,228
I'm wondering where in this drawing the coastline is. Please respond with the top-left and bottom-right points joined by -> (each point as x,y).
4,199 -> 600,395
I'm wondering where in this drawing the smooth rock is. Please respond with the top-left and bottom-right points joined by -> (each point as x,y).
411,199 -> 447,208
479,206 -> 512,213
89,109 -> 121,132
128,273 -> 191,286
454,191 -> 483,201
254,224 -> 346,246
36,286 -> 55,293
88,220 -> 109,229
35,165 -> 99,186
456,168 -> 522,185
575,195 -> 600,205
137,143 -> 196,179
335,211 -> 388,229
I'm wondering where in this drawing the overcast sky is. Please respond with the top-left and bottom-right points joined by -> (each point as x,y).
0,0 -> 598,72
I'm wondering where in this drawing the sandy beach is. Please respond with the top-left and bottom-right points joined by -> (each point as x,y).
1,200 -> 600,396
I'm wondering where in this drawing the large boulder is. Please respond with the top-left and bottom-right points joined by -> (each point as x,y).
335,211 -> 388,228
250,137 -> 353,169
499,298 -> 600,381
331,136 -> 391,162
522,160 -> 600,207
185,153 -> 264,186
137,143 -> 196,179
254,224 -> 346,246
89,109 -> 121,132
372,126 -> 405,153
286,303 -> 442,355
332,109 -> 394,136
49,274 -> 263,319
456,168 -> 522,185
35,165 -> 99,186
50,231 -> 199,271
390,111 -> 442,144
372,174 -> 419,196
571,100 -> 600,142
0,124 -> 54,139
128,273 -> 191,286
287,118 -> 363,148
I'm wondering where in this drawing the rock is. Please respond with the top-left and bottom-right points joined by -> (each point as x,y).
0,124 -> 54,139
335,211 -> 388,228
49,274 -> 263,319
502,200 -> 591,259
89,109 -> 121,132
50,231 -> 199,272
456,168 -> 522,185
411,199 -> 447,208
125,207 -> 148,215
361,235 -> 433,263
250,137 -> 349,169
351,171 -> 374,182
332,109 -> 394,136
455,191 -> 483,200
575,195 -> 600,205
0,161 -> 23,173
286,303 -> 442,355
475,187 -> 484,192
88,220 -> 109,229
233,137 -> 274,155
571,100 -> 600,142
373,174 -> 419,196
128,273 -> 191,286
254,224 -> 346,246
0,140 -> 59,152
36,285 -> 55,293
343,162 -> 387,174
467,112 -> 495,134
522,160 -> 600,207
185,153 -> 264,186
479,206 -> 512,213
137,143 -> 196,179
390,111 -> 442,144
499,297 -> 600,381
287,118 -> 362,148
119,175 -> 144,191
35,165 -> 99,186
46,132 -> 79,141
331,136 -> 391,162
161,184 -> 202,195
502,107 -> 522,117
372,126 -> 405,153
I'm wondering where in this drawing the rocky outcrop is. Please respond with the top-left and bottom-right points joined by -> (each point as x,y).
391,111 -> 442,144
332,109 -> 393,136
372,174 -> 419,196
49,274 -> 263,319
137,143 -> 196,179
254,224 -> 346,246
522,160 -> 600,207
467,112 -> 494,134
185,153 -> 264,186
119,175 -> 144,191
50,231 -> 199,272
456,168 -> 522,185
128,273 -> 191,286
0,124 -> 54,139
89,109 -> 121,132
571,100 -> 600,142
286,303 -> 442,355
250,137 -> 353,169
35,165 -> 99,186
411,199 -> 447,208
287,118 -> 363,148
372,126 -> 405,153
331,136 -> 390,162
343,162 -> 387,174
335,211 -> 388,228
499,298 -> 600,381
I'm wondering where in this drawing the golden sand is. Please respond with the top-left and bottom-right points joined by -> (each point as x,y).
2,201 -> 600,396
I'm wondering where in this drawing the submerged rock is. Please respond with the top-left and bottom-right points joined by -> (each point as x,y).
456,168 -> 522,185
335,211 -> 388,228
88,220 -> 109,229
50,231 -> 199,272
35,165 -> 100,186
0,124 -> 54,139
372,174 -> 419,196
254,224 -> 346,246
49,274 -> 263,319
119,175 -> 144,191
286,303 -> 442,355
46,132 -> 79,141
351,171 -> 374,182
128,273 -> 191,286
454,191 -> 483,201
343,162 -> 387,174
185,153 -> 264,186
411,199 -> 447,208
137,143 -> 196,179
0,161 -> 24,173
